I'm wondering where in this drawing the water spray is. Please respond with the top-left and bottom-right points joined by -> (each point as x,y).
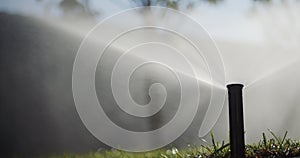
227,84 -> 245,158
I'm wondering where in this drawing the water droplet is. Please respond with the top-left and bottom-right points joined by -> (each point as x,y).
166,149 -> 172,155
171,147 -> 178,154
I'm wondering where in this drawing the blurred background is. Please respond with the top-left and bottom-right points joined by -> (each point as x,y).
1,0 -> 300,157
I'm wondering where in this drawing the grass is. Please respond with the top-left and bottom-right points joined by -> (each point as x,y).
47,130 -> 300,158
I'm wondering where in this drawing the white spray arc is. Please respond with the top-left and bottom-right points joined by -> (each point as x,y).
27,0 -> 300,150
72,7 -> 226,152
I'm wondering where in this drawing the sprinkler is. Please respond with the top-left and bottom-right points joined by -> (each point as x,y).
227,84 -> 245,158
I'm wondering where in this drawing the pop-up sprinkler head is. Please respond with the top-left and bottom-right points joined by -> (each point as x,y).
227,84 -> 245,158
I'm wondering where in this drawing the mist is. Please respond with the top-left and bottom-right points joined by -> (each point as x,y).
1,0 -> 300,157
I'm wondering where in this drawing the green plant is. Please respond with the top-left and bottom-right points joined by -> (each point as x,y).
46,130 -> 300,158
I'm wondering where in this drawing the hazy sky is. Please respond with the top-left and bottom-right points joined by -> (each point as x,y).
0,0 -> 266,43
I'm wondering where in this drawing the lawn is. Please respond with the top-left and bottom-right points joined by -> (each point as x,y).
48,130 -> 300,158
